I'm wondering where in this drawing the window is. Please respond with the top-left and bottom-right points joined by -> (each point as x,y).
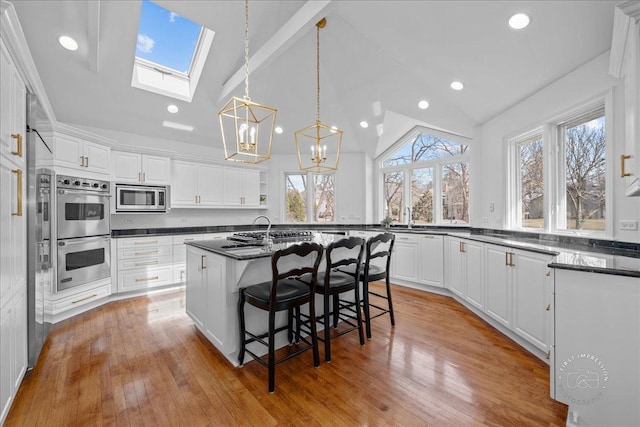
132,0 -> 215,101
509,104 -> 606,234
285,172 -> 335,223
379,127 -> 470,225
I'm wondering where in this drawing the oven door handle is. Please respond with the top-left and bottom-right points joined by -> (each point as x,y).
58,189 -> 112,197
58,236 -> 110,246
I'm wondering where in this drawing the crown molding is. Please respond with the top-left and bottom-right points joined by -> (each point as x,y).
609,1 -> 640,78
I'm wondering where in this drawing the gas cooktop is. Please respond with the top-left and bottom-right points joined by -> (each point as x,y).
227,230 -> 314,244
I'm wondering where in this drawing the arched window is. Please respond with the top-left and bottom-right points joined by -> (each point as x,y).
379,127 -> 470,225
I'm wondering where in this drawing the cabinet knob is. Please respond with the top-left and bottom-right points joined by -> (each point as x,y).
545,304 -> 551,311
546,350 -> 551,360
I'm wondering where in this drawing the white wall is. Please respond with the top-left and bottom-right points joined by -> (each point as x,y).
475,51 -> 640,242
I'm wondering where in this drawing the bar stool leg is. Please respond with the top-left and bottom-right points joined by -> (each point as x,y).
386,275 -> 395,326
324,292 -> 331,362
362,279 -> 372,339
268,308 -> 276,393
238,289 -> 247,366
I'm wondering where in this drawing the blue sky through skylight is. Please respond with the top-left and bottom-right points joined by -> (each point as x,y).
135,0 -> 202,74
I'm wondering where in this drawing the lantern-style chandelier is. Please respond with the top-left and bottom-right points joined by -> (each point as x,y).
295,18 -> 342,172
218,0 -> 277,164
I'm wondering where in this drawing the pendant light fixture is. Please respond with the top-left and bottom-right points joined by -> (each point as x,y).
295,18 -> 342,172
219,0 -> 277,164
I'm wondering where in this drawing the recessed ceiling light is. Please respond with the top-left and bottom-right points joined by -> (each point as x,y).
59,36 -> 78,51
418,100 -> 429,110
330,125 -> 338,133
167,104 -> 179,114
275,126 -> 283,134
162,120 -> 194,132
508,13 -> 530,30
450,81 -> 464,91
360,121 -> 369,129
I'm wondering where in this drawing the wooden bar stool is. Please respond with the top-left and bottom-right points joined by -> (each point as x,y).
298,236 -> 366,362
237,242 -> 323,393
340,233 -> 395,339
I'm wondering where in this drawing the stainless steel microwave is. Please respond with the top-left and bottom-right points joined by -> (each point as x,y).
115,183 -> 169,212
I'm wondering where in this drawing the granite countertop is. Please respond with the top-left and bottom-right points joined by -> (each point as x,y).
113,224 -> 640,277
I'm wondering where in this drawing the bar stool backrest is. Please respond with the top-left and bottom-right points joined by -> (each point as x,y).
364,233 -> 395,278
270,242 -> 324,303
325,237 -> 365,279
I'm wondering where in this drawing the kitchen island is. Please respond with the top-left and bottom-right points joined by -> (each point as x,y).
185,232 -> 340,367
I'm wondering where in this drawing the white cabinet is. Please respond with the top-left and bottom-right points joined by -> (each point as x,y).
171,161 -> 224,207
223,168 -> 260,206
445,237 -> 484,309
111,151 -> 170,185
485,244 -> 552,351
185,246 -> 227,350
390,234 -> 418,283
417,235 -> 444,288
0,39 -> 25,169
0,288 -> 27,425
51,134 -> 111,175
610,2 -> 640,196
116,236 -> 174,292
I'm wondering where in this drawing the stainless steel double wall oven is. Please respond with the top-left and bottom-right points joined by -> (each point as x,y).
56,175 -> 111,291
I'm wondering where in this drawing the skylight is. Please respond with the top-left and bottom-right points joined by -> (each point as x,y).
131,0 -> 214,102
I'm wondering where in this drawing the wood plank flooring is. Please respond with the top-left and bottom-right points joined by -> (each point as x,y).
6,283 -> 568,426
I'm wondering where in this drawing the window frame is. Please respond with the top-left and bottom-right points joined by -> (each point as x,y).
507,94 -> 613,237
283,171 -> 337,224
378,126 -> 471,226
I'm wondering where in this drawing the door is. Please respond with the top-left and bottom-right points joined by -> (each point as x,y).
242,169 -> 260,206
112,151 -> 141,182
53,135 -> 83,169
142,155 -> 170,185
186,247 -> 205,328
223,167 -> 243,205
57,189 -> 110,239
464,240 -> 484,310
198,164 -> 224,205
391,236 -> 418,282
57,236 -> 111,291
83,141 -> 110,174
171,161 -> 197,206
418,235 -> 443,287
511,251 -> 548,351
446,238 -> 464,298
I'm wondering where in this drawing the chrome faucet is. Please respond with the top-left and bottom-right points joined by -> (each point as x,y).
252,215 -> 272,246
407,206 -> 412,229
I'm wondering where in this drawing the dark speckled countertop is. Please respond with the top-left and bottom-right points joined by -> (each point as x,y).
112,224 -> 640,277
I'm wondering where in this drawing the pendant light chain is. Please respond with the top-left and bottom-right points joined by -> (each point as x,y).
244,0 -> 250,100
316,22 -> 320,124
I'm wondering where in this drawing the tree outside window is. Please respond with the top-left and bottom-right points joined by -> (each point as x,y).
285,172 -> 335,223
519,135 -> 544,229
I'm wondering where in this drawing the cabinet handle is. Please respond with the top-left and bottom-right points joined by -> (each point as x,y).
10,133 -> 23,157
11,169 -> 23,216
201,254 -> 206,270
134,250 -> 158,255
72,293 -> 97,304
135,260 -> 159,266
546,350 -> 551,360
134,240 -> 157,245
142,172 -> 146,182
135,275 -> 159,282
545,304 -> 551,311
399,237 -> 410,240
546,271 -> 551,277
421,236 -> 435,239
459,241 -> 466,252
85,157 -> 89,167
505,252 -> 510,266
80,155 -> 85,166
510,252 -> 515,267
183,238 -> 194,242
138,172 -> 142,182
621,154 -> 632,178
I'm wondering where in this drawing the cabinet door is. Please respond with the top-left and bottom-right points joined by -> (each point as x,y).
511,251 -> 549,351
11,288 -> 26,391
485,246 -> 511,328
446,238 -> 465,298
171,161 -> 198,207
0,159 -> 13,306
223,167 -> 243,205
84,141 -> 110,174
198,164 -> 224,205
11,66 -> 25,169
464,240 -> 484,310
418,235 -> 443,287
53,135 -> 83,169
142,155 -> 170,185
391,236 -> 418,282
185,247 -> 205,329
0,302 -> 12,422
112,151 -> 141,182
242,169 -> 260,206
203,254 -> 225,349
0,42 -> 12,158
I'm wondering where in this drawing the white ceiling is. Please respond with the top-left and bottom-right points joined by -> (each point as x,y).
12,0 -> 617,158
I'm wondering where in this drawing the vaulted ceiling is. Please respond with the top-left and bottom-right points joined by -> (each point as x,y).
12,0 -> 617,158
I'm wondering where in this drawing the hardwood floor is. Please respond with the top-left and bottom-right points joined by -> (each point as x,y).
6,283 -> 567,426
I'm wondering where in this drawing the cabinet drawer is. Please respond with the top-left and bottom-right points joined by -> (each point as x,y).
394,233 -> 418,243
118,245 -> 172,260
118,266 -> 174,292
117,236 -> 172,248
48,283 -> 111,315
117,255 -> 173,271
171,234 -> 204,245
202,233 -> 232,240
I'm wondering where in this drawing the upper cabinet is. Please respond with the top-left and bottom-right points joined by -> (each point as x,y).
223,168 -> 260,207
51,133 -> 111,175
112,151 -> 170,185
610,1 -> 640,196
0,39 -> 25,169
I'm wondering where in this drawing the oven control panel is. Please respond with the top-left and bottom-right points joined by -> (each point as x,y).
57,175 -> 110,192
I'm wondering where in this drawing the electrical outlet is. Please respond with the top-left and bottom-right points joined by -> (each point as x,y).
619,220 -> 638,231
124,219 -> 133,224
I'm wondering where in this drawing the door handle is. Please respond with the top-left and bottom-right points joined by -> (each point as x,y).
10,133 -> 23,157
11,169 -> 23,216
621,154 -> 632,177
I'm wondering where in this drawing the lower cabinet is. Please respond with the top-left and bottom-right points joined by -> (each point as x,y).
391,234 -> 418,282
0,287 -> 27,425
446,237 -> 484,309
116,236 -> 174,292
185,246 -> 228,351
418,235 -> 444,287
